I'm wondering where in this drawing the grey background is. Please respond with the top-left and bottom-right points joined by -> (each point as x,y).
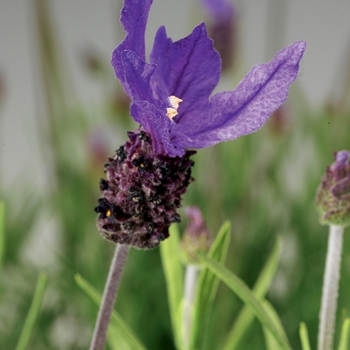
1,0 -> 350,189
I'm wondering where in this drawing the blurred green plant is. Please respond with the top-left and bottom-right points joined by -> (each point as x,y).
200,252 -> 291,349
15,273 -> 48,350
338,318 -> 350,350
189,221 -> 231,350
0,200 -> 4,272
223,236 -> 281,350
299,322 -> 312,350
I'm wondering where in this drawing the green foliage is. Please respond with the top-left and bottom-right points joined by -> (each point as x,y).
15,273 -> 48,350
299,322 -> 311,350
223,237 -> 281,350
199,254 -> 292,350
338,318 -> 350,350
189,221 -> 231,350
261,300 -> 290,350
160,224 -> 184,349
0,200 -> 4,271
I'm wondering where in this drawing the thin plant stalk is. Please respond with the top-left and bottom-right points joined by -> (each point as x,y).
90,244 -> 130,350
182,264 -> 199,350
318,224 -> 344,350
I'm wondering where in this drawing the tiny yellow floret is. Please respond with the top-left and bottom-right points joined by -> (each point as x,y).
106,209 -> 111,217
166,96 -> 183,120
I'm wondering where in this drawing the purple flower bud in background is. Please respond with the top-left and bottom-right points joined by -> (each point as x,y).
180,207 -> 213,264
95,0 -> 306,249
315,151 -> 350,227
202,0 -> 237,71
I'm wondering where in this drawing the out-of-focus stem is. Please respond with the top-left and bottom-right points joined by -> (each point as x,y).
318,225 -> 344,350
182,264 -> 199,350
90,244 -> 129,350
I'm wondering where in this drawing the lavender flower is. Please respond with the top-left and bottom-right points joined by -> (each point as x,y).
95,0 -> 306,249
180,206 -> 213,264
315,150 -> 350,227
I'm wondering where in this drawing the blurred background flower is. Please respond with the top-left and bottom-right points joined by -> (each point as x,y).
202,0 -> 237,71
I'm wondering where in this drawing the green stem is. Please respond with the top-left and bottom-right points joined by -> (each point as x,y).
318,225 -> 344,350
89,244 -> 129,350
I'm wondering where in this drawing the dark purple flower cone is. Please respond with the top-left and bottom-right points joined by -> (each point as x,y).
94,129 -> 195,249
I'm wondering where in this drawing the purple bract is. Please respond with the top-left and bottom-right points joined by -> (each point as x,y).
112,0 -> 306,157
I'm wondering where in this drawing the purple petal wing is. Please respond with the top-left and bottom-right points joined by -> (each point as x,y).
150,23 -> 221,122
130,102 -> 184,157
172,41 -> 306,149
121,50 -> 156,102
111,0 -> 152,87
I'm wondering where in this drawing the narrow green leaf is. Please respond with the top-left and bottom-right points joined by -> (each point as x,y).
299,322 -> 311,350
74,274 -> 146,350
338,318 -> 350,350
262,300 -> 290,350
223,237 -> 281,350
0,200 -> 4,271
199,255 -> 292,350
190,221 -> 231,350
263,325 -> 279,350
160,224 -> 183,348
15,272 -> 48,350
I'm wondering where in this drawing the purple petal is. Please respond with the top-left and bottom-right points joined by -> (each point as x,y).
172,41 -> 306,149
121,50 -> 156,102
148,27 -> 172,105
111,0 -> 152,86
130,102 -> 184,157
149,23 -> 221,122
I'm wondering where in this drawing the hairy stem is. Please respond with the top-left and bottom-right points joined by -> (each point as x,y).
90,244 -> 130,350
318,225 -> 344,350
182,264 -> 199,350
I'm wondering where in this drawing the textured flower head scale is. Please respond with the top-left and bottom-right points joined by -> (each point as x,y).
94,0 -> 306,249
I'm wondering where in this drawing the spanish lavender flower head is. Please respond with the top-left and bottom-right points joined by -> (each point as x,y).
95,0 -> 306,249
315,150 -> 350,227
